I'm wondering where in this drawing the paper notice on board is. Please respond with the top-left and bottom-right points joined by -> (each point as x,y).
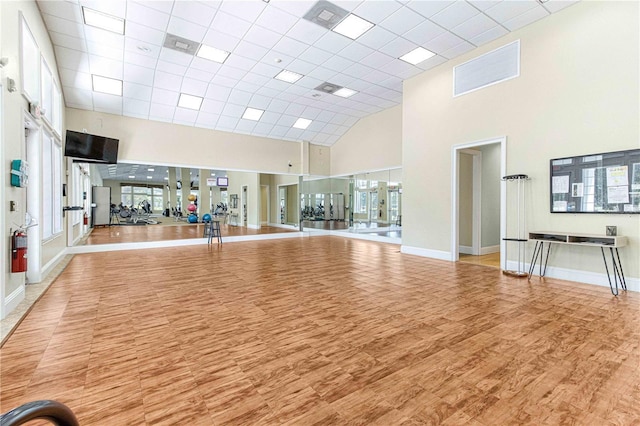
607,185 -> 629,204
553,200 -> 568,212
552,175 -> 569,194
606,165 -> 628,187
571,183 -> 584,197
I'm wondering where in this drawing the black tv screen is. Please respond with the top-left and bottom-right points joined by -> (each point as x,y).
64,130 -> 119,164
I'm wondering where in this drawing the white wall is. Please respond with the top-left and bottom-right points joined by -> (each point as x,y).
403,1 -> 639,282
480,143 -> 501,249
227,171 -> 260,228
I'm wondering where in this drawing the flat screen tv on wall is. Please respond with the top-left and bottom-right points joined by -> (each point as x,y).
64,130 -> 119,164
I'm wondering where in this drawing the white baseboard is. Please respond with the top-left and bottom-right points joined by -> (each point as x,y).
507,260 -> 639,293
4,285 -> 25,318
480,245 -> 500,255
268,223 -> 300,230
328,230 -> 401,245
459,245 -> 473,255
38,249 -> 69,284
247,224 -> 260,230
401,245 -> 452,261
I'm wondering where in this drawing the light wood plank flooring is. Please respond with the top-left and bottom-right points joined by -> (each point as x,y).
1,237 -> 638,424
458,253 -> 501,269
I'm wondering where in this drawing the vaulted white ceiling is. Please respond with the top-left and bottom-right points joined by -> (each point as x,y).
38,0 -> 578,146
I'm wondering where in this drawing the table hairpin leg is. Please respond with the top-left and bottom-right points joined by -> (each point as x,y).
601,247 -> 626,296
528,241 -> 552,280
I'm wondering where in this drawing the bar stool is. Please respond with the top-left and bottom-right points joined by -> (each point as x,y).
204,220 -> 222,244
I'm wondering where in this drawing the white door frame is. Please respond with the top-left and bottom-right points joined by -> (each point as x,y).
459,149 -> 482,255
451,137 -> 506,262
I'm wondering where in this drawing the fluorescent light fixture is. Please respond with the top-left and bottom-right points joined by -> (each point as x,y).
147,176 -> 153,179
164,177 -> 168,180
82,7 -> 125,34
334,87 -> 357,98
128,175 -> 135,179
293,118 -> 312,129
242,107 -> 264,121
275,70 -> 303,83
399,47 -> 436,65
92,75 -> 122,96
148,168 -> 154,171
196,44 -> 230,63
178,93 -> 203,110
211,173 -> 216,176
332,14 -> 374,40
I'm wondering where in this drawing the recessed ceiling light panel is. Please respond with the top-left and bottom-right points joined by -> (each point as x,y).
275,70 -> 303,83
242,107 -> 264,121
293,118 -> 312,129
334,87 -> 357,98
399,47 -> 436,65
314,82 -> 342,94
163,33 -> 200,56
82,7 -> 125,34
332,14 -> 374,40
197,44 -> 230,63
92,75 -> 122,96
178,93 -> 203,110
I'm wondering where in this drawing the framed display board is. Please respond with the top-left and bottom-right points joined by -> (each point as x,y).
550,148 -> 640,214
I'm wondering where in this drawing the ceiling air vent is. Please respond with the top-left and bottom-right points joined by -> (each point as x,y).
163,33 -> 200,56
303,0 -> 348,30
453,40 -> 520,97
314,82 -> 342,94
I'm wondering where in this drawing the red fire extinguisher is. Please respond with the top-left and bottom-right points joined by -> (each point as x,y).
84,212 -> 88,225
11,230 -> 28,273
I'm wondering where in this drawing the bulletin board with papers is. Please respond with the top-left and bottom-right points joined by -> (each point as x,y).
550,149 -> 640,214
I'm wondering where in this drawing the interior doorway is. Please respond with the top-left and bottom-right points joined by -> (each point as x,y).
451,137 -> 506,265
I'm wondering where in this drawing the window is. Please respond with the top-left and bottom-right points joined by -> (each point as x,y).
20,15 -> 40,102
42,130 -> 63,239
41,58 -> 53,124
52,83 -> 62,135
121,185 -> 163,212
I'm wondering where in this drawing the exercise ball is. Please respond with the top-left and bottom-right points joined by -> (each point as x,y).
188,214 -> 198,223
187,204 -> 197,212
187,194 -> 197,201
202,213 -> 212,222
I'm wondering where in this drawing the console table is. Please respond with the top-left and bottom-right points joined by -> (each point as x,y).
528,231 -> 627,296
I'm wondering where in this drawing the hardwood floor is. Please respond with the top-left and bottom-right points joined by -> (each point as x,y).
458,253 -> 501,269
1,236 -> 638,425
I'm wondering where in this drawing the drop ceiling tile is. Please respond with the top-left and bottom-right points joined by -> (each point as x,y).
154,71 -> 182,91
378,76 -> 403,91
337,42 -> 375,62
441,41 -> 475,60
452,13 -> 500,40
468,1 -> 502,11
225,55 -> 257,72
322,123 -> 340,134
431,1 -> 480,29
256,86 -> 281,98
158,60 -> 188,76
123,81 -> 152,101
167,16 -> 208,41
173,108 -> 199,124
248,94 -> 271,110
261,51 -> 297,68
396,66 -> 424,80
255,6 -> 298,35
227,89 -> 252,106
405,0 -> 455,18
484,0 -> 539,23
216,66 -> 246,82
190,57 -> 223,74
201,98 -> 225,114
86,41 -> 124,61
234,40 -> 269,61
261,111 -> 282,124
342,62 -> 375,79
221,103 -> 245,118
124,47 -> 160,68
276,114 -> 297,127
359,51 -> 396,69
125,21 -> 166,46
285,128 -> 304,139
126,2 -> 170,30
149,103 -> 175,120
210,74 -> 239,88
184,67 -> 213,83
220,0 -> 264,22
298,46 -> 334,66
49,31 -> 87,52
272,37 -> 311,58
360,69 -> 393,84
233,80 -> 260,95
205,84 -> 231,101
241,73 -> 271,87
252,122 -> 274,135
269,125 -> 289,137
181,79 -> 208,97
297,75 -> 324,89
39,1 -> 83,22
315,110 -> 336,122
63,86 -> 93,105
424,31 -> 465,54
268,0 -> 313,18
196,112 -> 220,129
415,54 -> 447,71
503,5 -> 549,31
322,55 -> 356,73
80,0 -> 126,17
243,25 -> 282,50
542,1 -> 580,14
402,19 -> 446,45
211,11 -> 252,39
301,106 -> 322,120
313,31 -> 353,54
470,25 -> 508,46
217,115 -> 239,130
123,98 -> 150,115
251,62 -> 282,78
89,55 -> 123,79
201,30 -> 241,52
285,19 -> 326,45
343,116 -> 360,127
313,133 -> 331,143
357,26 -> 396,50
93,92 -> 122,113
55,46 -> 90,73
379,58 -> 416,76
124,63 -> 155,85
41,14 -> 84,38
379,6 -> 425,35
352,0 -> 403,24
264,79 -> 290,91
172,1 -> 218,27
235,119 -> 257,133
151,88 -> 180,106
379,37 -> 417,58
283,103 -> 305,116
286,59 -> 316,75
135,0 -> 174,14
159,48 -> 194,66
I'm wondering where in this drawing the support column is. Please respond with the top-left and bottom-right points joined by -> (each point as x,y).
199,169 -> 211,215
168,167 -> 177,210
180,168 -> 191,212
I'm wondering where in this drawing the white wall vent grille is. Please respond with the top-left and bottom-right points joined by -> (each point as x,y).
453,40 -> 520,97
